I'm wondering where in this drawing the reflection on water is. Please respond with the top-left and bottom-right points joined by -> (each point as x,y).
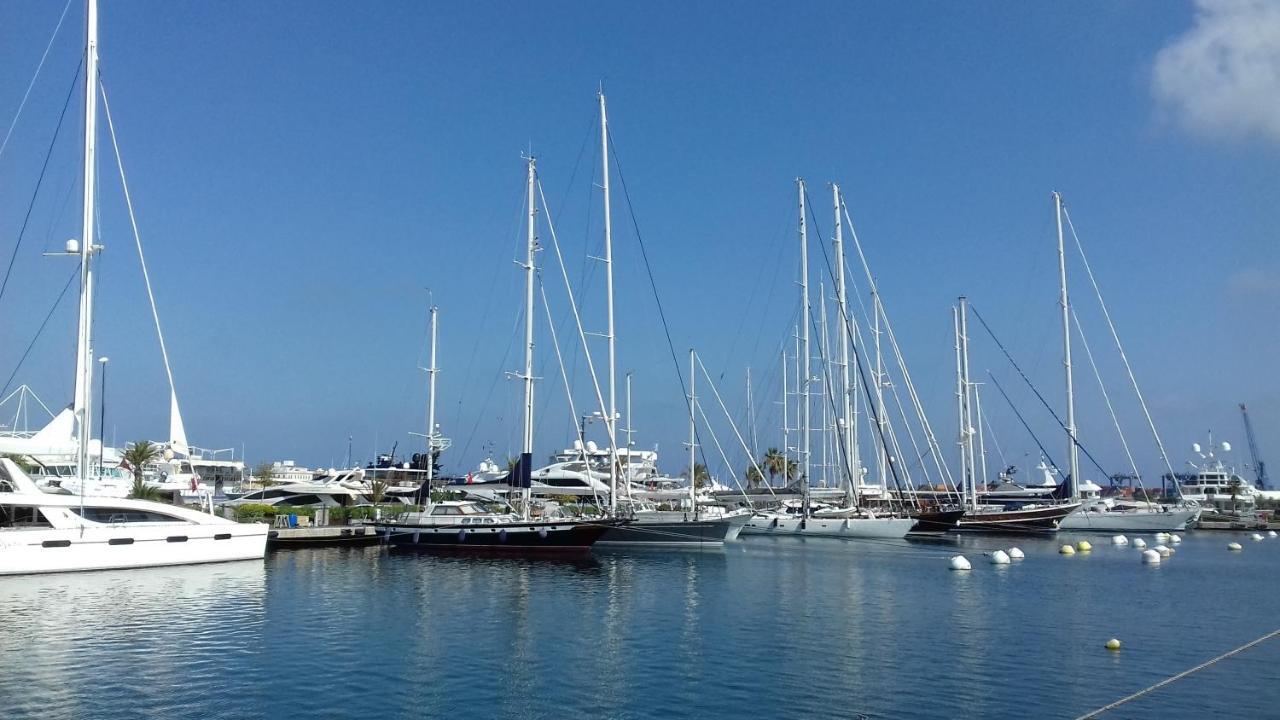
1,537 -> 1279,719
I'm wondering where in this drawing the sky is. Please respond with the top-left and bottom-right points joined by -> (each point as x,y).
0,0 -> 1277,487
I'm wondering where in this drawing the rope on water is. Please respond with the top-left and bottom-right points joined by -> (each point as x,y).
1072,627 -> 1280,720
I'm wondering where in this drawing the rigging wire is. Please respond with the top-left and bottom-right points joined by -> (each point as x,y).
0,0 -> 74,163
967,302 -> 1112,481
986,370 -> 1058,471
0,267 -> 78,400
0,55 -> 83,306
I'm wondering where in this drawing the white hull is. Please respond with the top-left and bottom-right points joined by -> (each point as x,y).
1058,506 -> 1199,532
739,514 -> 914,539
0,523 -> 267,576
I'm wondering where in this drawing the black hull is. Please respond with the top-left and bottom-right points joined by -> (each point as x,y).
953,503 -> 1082,535
908,508 -> 965,534
378,520 -> 613,553
596,519 -> 732,546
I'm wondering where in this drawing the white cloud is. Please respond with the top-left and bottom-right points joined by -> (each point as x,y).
1152,0 -> 1280,144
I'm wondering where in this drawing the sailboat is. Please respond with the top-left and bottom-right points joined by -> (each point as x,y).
376,156 -> 616,552
0,0 -> 267,574
1048,193 -> 1199,532
740,180 -> 916,540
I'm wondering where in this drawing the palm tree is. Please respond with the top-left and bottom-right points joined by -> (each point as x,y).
123,440 -> 163,501
369,478 -> 388,506
745,464 -> 764,487
762,448 -> 786,485
785,458 -> 799,482
682,462 -> 710,489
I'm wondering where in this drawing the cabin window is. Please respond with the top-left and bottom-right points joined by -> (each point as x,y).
108,538 -> 134,546
166,536 -> 188,543
42,539 -> 71,548
71,507 -> 183,523
214,533 -> 232,540
0,506 -> 53,528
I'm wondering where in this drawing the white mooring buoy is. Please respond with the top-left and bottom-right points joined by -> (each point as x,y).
990,550 -> 1011,565
1228,542 -> 1243,552
1111,535 -> 1128,546
1252,533 -> 1265,541
1133,538 -> 1148,549
1007,547 -> 1025,560
1154,544 -> 1171,558
1170,534 -> 1183,544
950,555 -> 972,571
1142,549 -> 1161,565
1060,544 -> 1076,555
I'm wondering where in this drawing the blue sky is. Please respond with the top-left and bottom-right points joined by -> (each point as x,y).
1,1 -> 1277,485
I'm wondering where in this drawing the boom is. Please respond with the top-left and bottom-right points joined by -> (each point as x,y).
1240,403 -> 1269,489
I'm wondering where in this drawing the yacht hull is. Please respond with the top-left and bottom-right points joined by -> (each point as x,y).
596,513 -> 750,547
739,514 -> 914,539
0,523 -> 268,576
953,503 -> 1082,534
908,508 -> 966,534
1058,506 -> 1199,532
379,520 -> 612,552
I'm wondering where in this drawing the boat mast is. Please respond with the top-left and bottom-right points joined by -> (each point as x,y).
953,305 -> 970,510
781,348 -> 788,488
746,367 -> 757,460
520,156 -> 537,520
599,90 -> 619,515
819,280 -> 829,488
833,185 -> 857,505
798,178 -> 811,512
958,296 -> 977,510
873,290 -> 887,492
424,304 -> 439,506
73,0 -> 100,487
688,349 -> 698,517
1055,192 -> 1080,499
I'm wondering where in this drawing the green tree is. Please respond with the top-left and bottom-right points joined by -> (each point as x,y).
762,448 -> 786,485
682,462 -> 710,489
253,462 -> 275,489
369,478 -> 388,506
123,441 -> 163,501
745,464 -> 764,487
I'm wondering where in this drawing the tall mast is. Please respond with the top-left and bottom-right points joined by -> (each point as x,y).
798,178 -> 811,511
74,0 -> 100,485
959,296 -> 977,510
746,367 -> 757,460
625,372 -> 633,452
873,290 -> 887,491
1055,191 -> 1080,498
781,348 -> 788,487
819,280 -> 829,488
424,305 -> 439,497
833,185 -> 856,503
520,156 -> 537,519
688,349 -> 698,517
953,305 -> 970,510
599,90 -> 619,515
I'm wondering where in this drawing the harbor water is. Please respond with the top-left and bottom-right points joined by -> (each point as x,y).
2,532 -> 1278,719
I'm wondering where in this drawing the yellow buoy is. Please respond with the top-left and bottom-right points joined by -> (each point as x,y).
1076,540 -> 1093,552
1105,638 -> 1121,651
1060,544 -> 1076,555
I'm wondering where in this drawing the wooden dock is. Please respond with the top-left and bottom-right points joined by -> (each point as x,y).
267,524 -> 383,549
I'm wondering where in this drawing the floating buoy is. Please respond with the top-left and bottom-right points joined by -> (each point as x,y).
1076,540 -> 1093,552
950,555 -> 972,571
1155,532 -> 1171,543
1154,544 -> 1171,558
1111,535 -> 1128,546
1142,549 -> 1161,564
990,550 -> 1011,565
1228,542 -> 1243,551
1008,547 -> 1025,560
1133,538 -> 1148,549
1105,638 -> 1122,651
1252,533 -> 1265,541
1170,534 -> 1183,544
1269,530 -> 1277,538
1060,544 -> 1076,555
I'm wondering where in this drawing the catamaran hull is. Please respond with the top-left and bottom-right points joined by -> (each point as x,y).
739,514 -> 915,539
953,503 -> 1083,534
0,524 -> 268,576
379,521 -> 611,552
1058,506 -> 1200,532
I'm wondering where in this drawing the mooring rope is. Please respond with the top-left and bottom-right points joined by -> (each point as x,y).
1072,628 -> 1280,719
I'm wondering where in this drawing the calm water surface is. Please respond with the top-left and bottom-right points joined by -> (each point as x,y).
2,531 -> 1277,719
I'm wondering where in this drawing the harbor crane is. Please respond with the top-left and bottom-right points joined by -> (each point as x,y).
1240,403 -> 1270,490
